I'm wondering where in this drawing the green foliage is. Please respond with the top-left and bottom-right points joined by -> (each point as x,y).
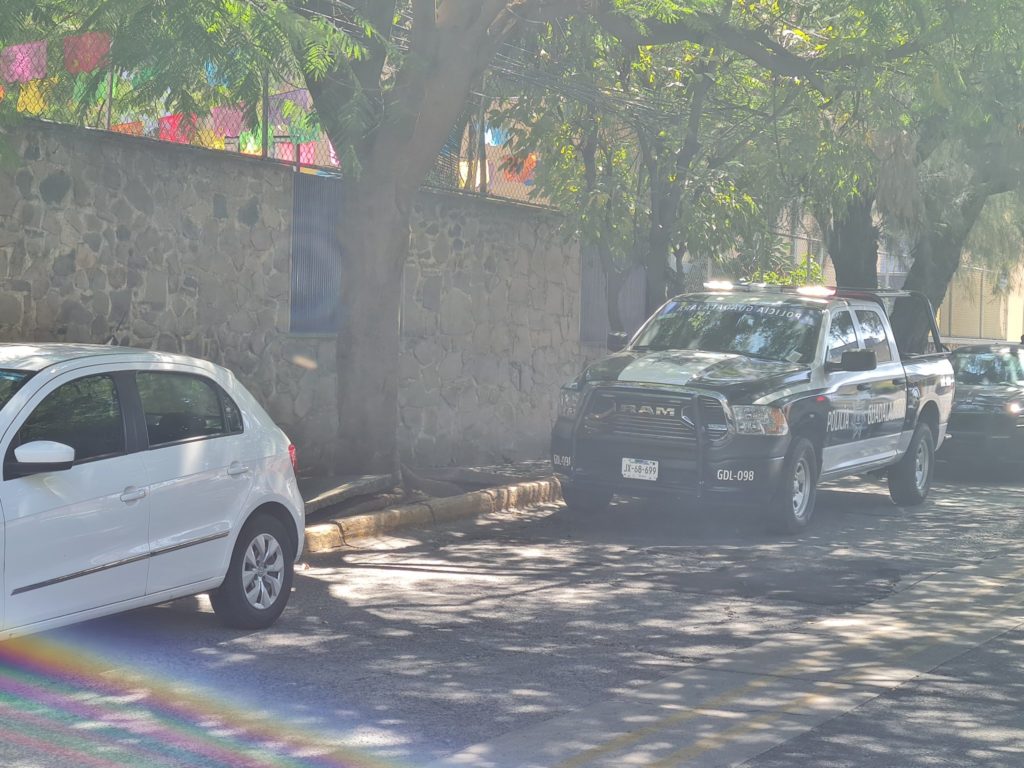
749,260 -> 825,287
0,0 -> 374,162
5,0 -> 1020,304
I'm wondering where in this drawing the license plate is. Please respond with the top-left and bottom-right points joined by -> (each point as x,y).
622,458 -> 658,481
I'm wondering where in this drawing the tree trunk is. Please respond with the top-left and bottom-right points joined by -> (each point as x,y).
310,6 -> 518,477
891,189 -> 991,352
605,266 -> 627,333
827,193 -> 879,289
645,225 -> 672,314
334,180 -> 409,475
889,232 -> 960,354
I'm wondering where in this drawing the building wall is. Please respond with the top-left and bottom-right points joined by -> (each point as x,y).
938,265 -> 1024,343
0,122 -> 596,471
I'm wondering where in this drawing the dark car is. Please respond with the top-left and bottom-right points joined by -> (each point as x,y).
940,344 -> 1024,465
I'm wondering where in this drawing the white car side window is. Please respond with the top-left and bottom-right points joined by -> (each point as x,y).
137,372 -> 227,447
14,374 -> 125,464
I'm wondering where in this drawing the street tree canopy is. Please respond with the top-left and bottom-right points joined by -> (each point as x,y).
0,0 -> 983,474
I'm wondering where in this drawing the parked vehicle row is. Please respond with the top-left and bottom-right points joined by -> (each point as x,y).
3,291 -> 1012,641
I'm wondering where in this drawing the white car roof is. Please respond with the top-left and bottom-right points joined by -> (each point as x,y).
0,344 -> 221,375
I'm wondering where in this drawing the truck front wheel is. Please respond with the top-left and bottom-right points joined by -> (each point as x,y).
768,438 -> 818,534
888,423 -> 935,506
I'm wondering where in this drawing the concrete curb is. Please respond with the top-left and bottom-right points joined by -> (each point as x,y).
304,476 -> 563,553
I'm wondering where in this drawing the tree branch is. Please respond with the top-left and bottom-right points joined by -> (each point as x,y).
350,0 -> 398,100
291,0 -> 397,159
589,1 -> 944,91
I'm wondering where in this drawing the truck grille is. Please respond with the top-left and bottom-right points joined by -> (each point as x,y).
580,389 -> 727,441
700,396 -> 729,440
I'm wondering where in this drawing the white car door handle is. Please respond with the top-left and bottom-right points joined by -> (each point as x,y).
227,463 -> 251,477
120,487 -> 147,503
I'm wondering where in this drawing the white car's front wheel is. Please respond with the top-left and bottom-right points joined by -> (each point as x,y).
210,513 -> 294,629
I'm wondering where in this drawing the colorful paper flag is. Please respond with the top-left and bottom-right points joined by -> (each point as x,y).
158,113 -> 196,144
502,153 -> 537,183
210,106 -> 244,137
111,121 -> 144,136
299,142 -> 319,166
195,131 -> 226,150
272,141 -> 294,162
63,32 -> 111,75
16,80 -> 46,115
1,41 -> 47,84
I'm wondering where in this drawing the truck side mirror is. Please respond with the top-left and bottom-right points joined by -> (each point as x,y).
607,332 -> 628,352
826,349 -> 877,373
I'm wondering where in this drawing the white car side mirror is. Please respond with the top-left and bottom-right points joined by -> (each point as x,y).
13,441 -> 76,475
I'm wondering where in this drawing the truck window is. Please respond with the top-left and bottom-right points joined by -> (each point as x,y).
855,310 -> 893,363
826,311 -> 858,364
631,300 -> 822,364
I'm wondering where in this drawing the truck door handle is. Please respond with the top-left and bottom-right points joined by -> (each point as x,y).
227,463 -> 251,477
857,383 -> 872,391
892,378 -> 904,386
120,487 -> 147,503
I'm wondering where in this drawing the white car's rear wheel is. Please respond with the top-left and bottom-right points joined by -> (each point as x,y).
210,513 -> 294,629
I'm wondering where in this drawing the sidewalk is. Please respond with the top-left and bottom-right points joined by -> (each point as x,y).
298,460 -> 560,553
298,473 -> 398,515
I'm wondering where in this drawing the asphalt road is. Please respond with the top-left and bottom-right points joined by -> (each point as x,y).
4,465 -> 1024,767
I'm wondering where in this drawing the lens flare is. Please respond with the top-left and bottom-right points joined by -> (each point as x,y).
0,635 -> 403,768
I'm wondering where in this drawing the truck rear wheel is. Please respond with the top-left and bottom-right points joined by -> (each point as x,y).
561,483 -> 613,513
768,438 -> 818,534
888,423 -> 934,506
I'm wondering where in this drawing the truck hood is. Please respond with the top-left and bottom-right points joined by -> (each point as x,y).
582,349 -> 810,401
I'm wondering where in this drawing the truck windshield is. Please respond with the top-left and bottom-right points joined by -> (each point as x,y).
951,350 -> 1024,386
632,300 -> 823,365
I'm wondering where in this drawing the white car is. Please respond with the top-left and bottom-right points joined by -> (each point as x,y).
0,344 -> 305,639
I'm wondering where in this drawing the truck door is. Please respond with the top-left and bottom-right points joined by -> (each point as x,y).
821,309 -> 868,474
854,308 -> 907,458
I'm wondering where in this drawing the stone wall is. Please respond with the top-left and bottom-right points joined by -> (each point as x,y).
401,192 -> 593,465
0,122 -> 598,471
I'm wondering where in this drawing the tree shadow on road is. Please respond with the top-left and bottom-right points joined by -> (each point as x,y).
13,470 -> 1024,767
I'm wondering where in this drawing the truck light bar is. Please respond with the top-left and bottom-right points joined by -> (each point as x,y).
795,286 -> 836,297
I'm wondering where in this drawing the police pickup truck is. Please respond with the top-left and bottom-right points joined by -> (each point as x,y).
551,284 -> 954,531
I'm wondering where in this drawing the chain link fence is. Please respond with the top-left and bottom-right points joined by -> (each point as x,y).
2,34 -> 342,170
1,32 -> 543,204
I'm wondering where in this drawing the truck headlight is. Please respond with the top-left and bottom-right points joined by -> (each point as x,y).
730,405 -> 789,436
559,387 -> 581,419
1007,401 -> 1023,416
